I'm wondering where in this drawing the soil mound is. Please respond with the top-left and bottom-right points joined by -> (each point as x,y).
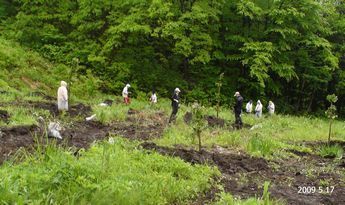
103,99 -> 113,106
184,112 -> 226,127
128,108 -> 140,115
141,142 -> 268,172
0,125 -> 38,163
0,110 -> 10,123
184,112 -> 193,124
204,115 -> 225,127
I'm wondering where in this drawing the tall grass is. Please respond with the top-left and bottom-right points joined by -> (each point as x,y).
0,137 -> 219,204
0,106 -> 50,126
318,144 -> 344,159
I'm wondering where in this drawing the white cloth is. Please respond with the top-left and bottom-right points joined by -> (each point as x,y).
48,122 -> 62,139
151,93 -> 157,103
255,101 -> 263,118
268,102 -> 275,115
57,84 -> 68,111
246,102 -> 252,113
86,114 -> 97,121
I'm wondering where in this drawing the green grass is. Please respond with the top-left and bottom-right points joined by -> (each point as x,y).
154,111 -> 345,159
0,106 -> 50,126
92,104 -> 129,124
318,144 -> 344,159
0,137 -> 219,205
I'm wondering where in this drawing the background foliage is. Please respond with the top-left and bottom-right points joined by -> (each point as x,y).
1,0 -> 345,116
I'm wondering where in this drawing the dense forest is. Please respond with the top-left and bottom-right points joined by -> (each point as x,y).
1,0 -> 345,116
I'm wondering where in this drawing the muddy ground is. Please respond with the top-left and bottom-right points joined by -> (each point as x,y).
0,105 -> 167,164
141,142 -> 345,205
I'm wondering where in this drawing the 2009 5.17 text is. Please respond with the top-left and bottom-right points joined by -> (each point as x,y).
298,186 -> 335,194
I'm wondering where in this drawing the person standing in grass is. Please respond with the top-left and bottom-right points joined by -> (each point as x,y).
57,81 -> 68,111
246,100 -> 253,113
150,90 -> 157,104
268,101 -> 275,115
255,100 -> 263,118
234,92 -> 243,127
169,88 -> 180,123
122,83 -> 131,105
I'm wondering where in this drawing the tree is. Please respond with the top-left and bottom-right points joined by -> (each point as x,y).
325,94 -> 338,145
191,102 -> 206,152
215,72 -> 224,117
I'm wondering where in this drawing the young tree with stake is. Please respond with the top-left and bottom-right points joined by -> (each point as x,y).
325,94 -> 338,145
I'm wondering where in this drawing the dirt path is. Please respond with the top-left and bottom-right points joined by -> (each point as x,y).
141,142 -> 345,205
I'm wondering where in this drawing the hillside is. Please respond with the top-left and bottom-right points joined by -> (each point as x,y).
0,1 -> 345,205
0,37 -> 344,204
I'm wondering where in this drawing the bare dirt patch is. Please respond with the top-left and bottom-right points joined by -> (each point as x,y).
205,115 -> 225,127
141,142 -> 345,205
0,110 -> 167,164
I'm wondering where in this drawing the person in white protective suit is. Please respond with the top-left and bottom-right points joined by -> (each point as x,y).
57,81 -> 68,111
246,100 -> 253,113
268,101 -> 275,115
122,84 -> 131,105
150,90 -> 157,104
255,100 -> 263,118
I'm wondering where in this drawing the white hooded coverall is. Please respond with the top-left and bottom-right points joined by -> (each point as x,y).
57,81 -> 68,111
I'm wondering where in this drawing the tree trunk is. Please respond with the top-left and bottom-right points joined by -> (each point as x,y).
307,90 -> 315,113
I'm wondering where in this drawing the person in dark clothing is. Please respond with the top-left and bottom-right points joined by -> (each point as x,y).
234,91 -> 243,127
169,88 -> 181,123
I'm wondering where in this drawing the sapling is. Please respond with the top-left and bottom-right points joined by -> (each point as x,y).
325,94 -> 338,145
191,102 -> 207,152
215,72 -> 224,118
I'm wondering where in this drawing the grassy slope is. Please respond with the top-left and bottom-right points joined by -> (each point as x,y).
152,105 -> 345,158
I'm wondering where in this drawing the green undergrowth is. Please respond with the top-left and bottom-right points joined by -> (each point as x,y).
0,37 -> 101,103
91,98 -> 175,124
318,144 -> 344,159
155,111 -> 345,159
0,137 -> 219,205
0,106 -> 50,126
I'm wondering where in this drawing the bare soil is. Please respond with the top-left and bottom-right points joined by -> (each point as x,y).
141,142 -> 345,205
0,108 -> 167,164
